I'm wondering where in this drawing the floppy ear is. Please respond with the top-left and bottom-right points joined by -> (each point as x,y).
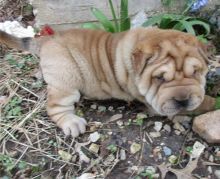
132,49 -> 152,75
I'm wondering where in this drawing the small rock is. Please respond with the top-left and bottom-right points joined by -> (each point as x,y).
149,132 -> 161,138
108,106 -> 114,111
173,122 -> 185,132
89,143 -> 99,154
207,166 -> 212,174
89,132 -> 100,142
154,121 -> 163,132
58,150 -> 72,162
174,130 -> 181,135
90,104 -> 97,110
163,146 -> 172,156
193,110 -> 220,143
216,151 -> 220,157
109,114 -> 123,122
117,120 -> 124,127
163,124 -> 171,133
137,113 -> 147,119
209,155 -> 214,162
76,173 -> 96,179
120,149 -> 126,160
98,106 -> 106,112
107,131 -> 113,135
168,155 -> 178,164
130,142 -> 141,154
215,170 -> 220,179
191,141 -> 205,159
153,146 -> 162,160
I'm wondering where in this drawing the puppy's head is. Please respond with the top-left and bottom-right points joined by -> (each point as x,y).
132,28 -> 208,116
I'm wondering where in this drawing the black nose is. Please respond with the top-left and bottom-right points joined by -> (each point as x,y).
175,99 -> 189,107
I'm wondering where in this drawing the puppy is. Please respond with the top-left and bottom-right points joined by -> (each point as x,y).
0,27 -> 208,138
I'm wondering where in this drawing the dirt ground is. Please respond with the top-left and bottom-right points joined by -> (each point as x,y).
0,1 -> 220,179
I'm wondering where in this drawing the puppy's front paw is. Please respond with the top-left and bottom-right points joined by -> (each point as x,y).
59,115 -> 87,138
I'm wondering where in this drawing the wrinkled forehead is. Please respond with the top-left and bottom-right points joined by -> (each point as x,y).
139,33 -> 208,70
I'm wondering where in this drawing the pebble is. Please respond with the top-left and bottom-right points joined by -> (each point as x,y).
89,132 -> 100,142
173,122 -> 185,132
209,155 -> 214,162
120,149 -> 126,160
163,124 -> 171,133
90,104 -> 97,110
193,110 -> 220,143
215,170 -> 220,179
154,121 -> 163,132
137,113 -> 147,119
174,130 -> 181,135
207,166 -> 212,174
149,131 -> 161,138
168,155 -> 178,164
98,106 -> 106,112
89,143 -> 99,154
130,142 -> 141,154
191,141 -> 205,159
109,114 -> 123,122
116,120 -> 124,127
108,106 -> 114,111
76,173 -> 96,179
163,146 -> 172,156
216,151 -> 220,157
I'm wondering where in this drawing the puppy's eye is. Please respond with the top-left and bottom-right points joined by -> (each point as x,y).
154,74 -> 165,82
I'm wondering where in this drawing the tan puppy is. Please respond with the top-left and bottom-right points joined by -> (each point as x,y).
0,27 -> 208,138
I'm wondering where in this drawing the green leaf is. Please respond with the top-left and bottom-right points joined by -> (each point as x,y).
159,17 -> 173,29
142,14 -> 163,27
177,20 -> 196,35
188,20 -> 210,36
215,97 -> 220,109
81,22 -> 102,30
91,7 -> 116,32
196,35 -> 208,43
120,0 -> 130,31
109,0 -> 119,32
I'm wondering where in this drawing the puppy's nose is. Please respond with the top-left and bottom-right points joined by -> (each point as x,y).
175,99 -> 189,107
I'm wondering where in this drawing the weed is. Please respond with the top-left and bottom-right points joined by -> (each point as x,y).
3,96 -> 22,119
82,0 -> 130,33
107,144 -> 117,153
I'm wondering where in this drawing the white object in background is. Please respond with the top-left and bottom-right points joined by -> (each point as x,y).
131,10 -> 148,28
0,21 -> 35,38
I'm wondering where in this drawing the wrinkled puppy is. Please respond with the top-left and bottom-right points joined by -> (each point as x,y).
0,27 -> 208,138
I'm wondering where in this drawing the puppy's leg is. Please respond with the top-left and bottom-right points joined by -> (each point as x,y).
47,86 -> 86,138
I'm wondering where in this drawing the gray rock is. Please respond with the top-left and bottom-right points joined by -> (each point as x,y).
193,110 -> 220,143
215,170 -> 220,179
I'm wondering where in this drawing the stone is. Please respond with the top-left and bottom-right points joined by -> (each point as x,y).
163,146 -> 172,156
130,142 -> 141,154
173,122 -> 185,132
109,114 -> 123,122
154,121 -> 163,132
120,149 -> 126,160
193,110 -> 220,143
149,132 -> 161,138
89,143 -> 99,153
215,170 -> 220,179
163,124 -> 171,133
89,131 -> 100,142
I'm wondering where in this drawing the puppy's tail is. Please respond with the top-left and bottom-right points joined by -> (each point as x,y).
0,30 -> 41,55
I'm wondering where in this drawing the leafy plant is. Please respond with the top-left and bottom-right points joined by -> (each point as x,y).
82,0 -> 130,33
107,144 -> 117,153
142,13 -> 210,43
3,96 -> 22,119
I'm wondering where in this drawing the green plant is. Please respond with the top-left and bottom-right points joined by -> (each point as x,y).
82,0 -> 130,33
107,144 -> 117,153
3,96 -> 22,119
142,13 -> 210,43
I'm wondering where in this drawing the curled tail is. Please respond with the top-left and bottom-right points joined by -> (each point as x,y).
0,30 -> 40,54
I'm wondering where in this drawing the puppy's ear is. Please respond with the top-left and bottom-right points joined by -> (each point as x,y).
132,49 -> 152,75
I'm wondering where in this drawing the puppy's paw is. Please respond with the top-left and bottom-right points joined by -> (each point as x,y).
59,115 -> 87,138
